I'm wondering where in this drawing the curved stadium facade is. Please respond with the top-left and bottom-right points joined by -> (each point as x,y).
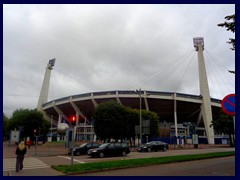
42,90 -> 222,143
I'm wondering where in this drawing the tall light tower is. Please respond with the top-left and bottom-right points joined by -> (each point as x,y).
193,37 -> 215,144
37,59 -> 56,111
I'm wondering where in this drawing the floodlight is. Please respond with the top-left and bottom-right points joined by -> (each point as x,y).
49,58 -> 56,67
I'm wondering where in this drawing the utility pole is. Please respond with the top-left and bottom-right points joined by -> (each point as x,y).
71,125 -> 74,165
136,89 -> 142,145
70,116 -> 76,165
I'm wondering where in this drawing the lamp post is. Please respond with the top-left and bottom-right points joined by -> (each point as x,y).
51,115 -> 53,137
71,125 -> 74,165
136,89 -> 142,146
57,123 -> 70,163
70,116 -> 76,165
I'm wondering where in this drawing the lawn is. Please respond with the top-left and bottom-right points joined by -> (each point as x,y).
52,151 -> 235,174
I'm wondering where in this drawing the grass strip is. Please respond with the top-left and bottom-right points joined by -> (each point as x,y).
52,151 -> 235,174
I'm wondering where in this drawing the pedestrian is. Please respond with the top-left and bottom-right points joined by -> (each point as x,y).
15,141 -> 27,173
27,139 -> 32,149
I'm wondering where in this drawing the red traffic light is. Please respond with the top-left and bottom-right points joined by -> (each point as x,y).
70,116 -> 76,122
69,116 -> 76,126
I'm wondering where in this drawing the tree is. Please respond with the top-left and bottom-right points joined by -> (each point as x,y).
93,101 -> 160,143
3,113 -> 10,140
93,101 -> 129,142
218,14 -> 235,51
218,14 -> 235,74
8,108 -> 50,142
122,108 -> 139,141
211,109 -> 234,147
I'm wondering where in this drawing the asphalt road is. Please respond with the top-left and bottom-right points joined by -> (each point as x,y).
49,147 -> 235,164
35,147 -> 235,165
76,156 -> 235,176
3,142 -> 235,176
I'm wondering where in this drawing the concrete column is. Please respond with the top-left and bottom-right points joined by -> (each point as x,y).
91,93 -> 98,107
174,93 -> 179,145
196,41 -> 215,144
116,91 -> 122,104
53,103 -> 68,124
58,114 -> 62,124
144,91 -> 149,111
70,99 -> 86,121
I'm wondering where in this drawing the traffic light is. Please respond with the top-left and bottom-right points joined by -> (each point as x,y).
70,116 -> 76,126
33,129 -> 37,136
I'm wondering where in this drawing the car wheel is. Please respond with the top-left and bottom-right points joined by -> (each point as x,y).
76,151 -> 81,156
163,146 -> 167,152
99,152 -> 104,158
147,148 -> 151,152
122,151 -> 127,157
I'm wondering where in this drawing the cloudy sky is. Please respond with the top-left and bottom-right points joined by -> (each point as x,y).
3,4 -> 235,117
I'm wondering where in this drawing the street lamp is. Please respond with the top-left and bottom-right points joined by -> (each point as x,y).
136,88 -> 142,145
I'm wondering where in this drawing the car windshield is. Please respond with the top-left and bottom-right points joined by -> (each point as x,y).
79,143 -> 88,147
145,142 -> 153,146
99,143 -> 110,148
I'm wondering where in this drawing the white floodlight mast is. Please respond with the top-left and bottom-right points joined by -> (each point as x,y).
37,59 -> 56,111
193,37 -> 215,144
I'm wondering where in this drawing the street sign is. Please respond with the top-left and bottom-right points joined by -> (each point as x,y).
135,120 -> 150,135
221,94 -> 235,116
10,130 -> 20,144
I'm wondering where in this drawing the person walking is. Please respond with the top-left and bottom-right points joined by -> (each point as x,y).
27,139 -> 32,149
15,141 -> 27,173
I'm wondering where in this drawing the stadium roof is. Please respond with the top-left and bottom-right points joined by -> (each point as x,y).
42,90 -> 222,127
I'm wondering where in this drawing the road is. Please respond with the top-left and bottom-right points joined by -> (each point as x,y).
3,142 -> 235,176
38,147 -> 235,164
77,156 -> 235,176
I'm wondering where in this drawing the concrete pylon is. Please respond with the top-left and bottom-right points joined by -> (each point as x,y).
37,59 -> 56,111
193,37 -> 215,144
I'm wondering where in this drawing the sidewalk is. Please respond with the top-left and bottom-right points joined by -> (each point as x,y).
3,141 -> 68,176
3,166 -> 65,176
3,141 -> 69,158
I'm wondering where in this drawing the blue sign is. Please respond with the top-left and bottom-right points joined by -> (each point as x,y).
221,94 -> 235,116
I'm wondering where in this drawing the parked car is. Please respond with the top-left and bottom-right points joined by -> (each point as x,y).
87,142 -> 130,158
68,142 -> 100,156
137,141 -> 169,152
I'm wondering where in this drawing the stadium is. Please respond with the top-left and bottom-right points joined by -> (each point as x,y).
37,38 -> 230,145
42,90 -> 222,143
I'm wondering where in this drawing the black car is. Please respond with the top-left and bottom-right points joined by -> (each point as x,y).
68,142 -> 100,156
87,142 -> 130,158
137,141 -> 169,152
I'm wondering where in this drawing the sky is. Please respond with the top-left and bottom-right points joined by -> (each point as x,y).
3,4 -> 235,117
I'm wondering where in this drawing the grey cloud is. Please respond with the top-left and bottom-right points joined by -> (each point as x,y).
3,4 -> 235,117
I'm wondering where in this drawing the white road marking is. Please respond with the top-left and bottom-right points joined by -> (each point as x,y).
3,157 -> 50,171
57,156 -> 86,163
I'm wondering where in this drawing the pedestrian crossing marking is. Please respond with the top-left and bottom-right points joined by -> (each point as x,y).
57,156 -> 86,163
3,157 -> 50,171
